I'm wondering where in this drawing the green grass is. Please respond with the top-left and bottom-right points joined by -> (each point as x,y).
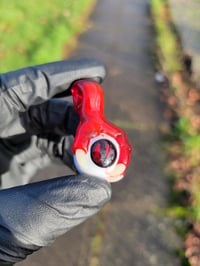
191,178 -> 200,220
150,0 -> 182,74
0,0 -> 95,72
183,135 -> 200,167
175,117 -> 200,167
150,0 -> 168,21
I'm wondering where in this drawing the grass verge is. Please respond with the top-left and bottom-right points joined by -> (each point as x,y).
0,0 -> 96,72
88,204 -> 110,266
150,0 -> 200,265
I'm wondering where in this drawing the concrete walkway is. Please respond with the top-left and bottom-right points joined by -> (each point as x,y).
18,0 -> 181,265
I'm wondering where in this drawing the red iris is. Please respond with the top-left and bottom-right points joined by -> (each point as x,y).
91,139 -> 116,168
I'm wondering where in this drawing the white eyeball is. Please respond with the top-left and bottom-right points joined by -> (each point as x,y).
73,134 -> 120,180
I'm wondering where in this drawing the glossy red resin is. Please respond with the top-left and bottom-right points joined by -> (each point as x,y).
71,79 -> 132,176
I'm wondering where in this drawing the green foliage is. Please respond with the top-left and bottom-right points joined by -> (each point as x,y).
0,0 -> 94,72
191,178 -> 200,220
177,249 -> 190,266
150,0 -> 182,74
151,0 -> 165,20
183,135 -> 200,167
175,117 -> 191,139
176,117 -> 200,166
156,22 -> 182,72
166,205 -> 190,218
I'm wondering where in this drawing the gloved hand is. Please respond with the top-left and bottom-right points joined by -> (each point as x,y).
0,58 -> 112,265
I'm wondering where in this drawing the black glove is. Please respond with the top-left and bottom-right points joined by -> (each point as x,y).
0,58 -> 112,265
0,57 -> 107,187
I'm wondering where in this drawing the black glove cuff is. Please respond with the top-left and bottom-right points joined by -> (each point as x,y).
0,225 -> 40,265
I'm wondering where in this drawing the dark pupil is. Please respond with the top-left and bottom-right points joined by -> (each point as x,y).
91,139 -> 117,168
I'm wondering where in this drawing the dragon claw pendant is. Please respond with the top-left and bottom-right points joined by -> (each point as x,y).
71,79 -> 132,183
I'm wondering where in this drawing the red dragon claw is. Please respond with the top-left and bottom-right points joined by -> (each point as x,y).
71,79 -> 132,182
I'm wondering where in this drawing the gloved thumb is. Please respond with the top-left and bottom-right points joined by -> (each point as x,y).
0,175 -> 111,265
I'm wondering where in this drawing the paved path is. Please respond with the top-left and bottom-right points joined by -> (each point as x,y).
17,0 -> 181,265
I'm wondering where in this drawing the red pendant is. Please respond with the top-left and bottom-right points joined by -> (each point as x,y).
71,79 -> 132,182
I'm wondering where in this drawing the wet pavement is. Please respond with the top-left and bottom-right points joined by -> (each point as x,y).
17,0 -> 181,265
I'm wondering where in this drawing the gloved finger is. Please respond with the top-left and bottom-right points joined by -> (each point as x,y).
0,58 -> 106,111
1,154 -> 51,189
0,175 -> 111,264
0,58 -> 106,135
0,134 -> 52,188
0,99 -> 79,138
36,135 -> 75,171
0,134 -> 32,176
0,133 -> 74,188
20,99 -> 79,136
